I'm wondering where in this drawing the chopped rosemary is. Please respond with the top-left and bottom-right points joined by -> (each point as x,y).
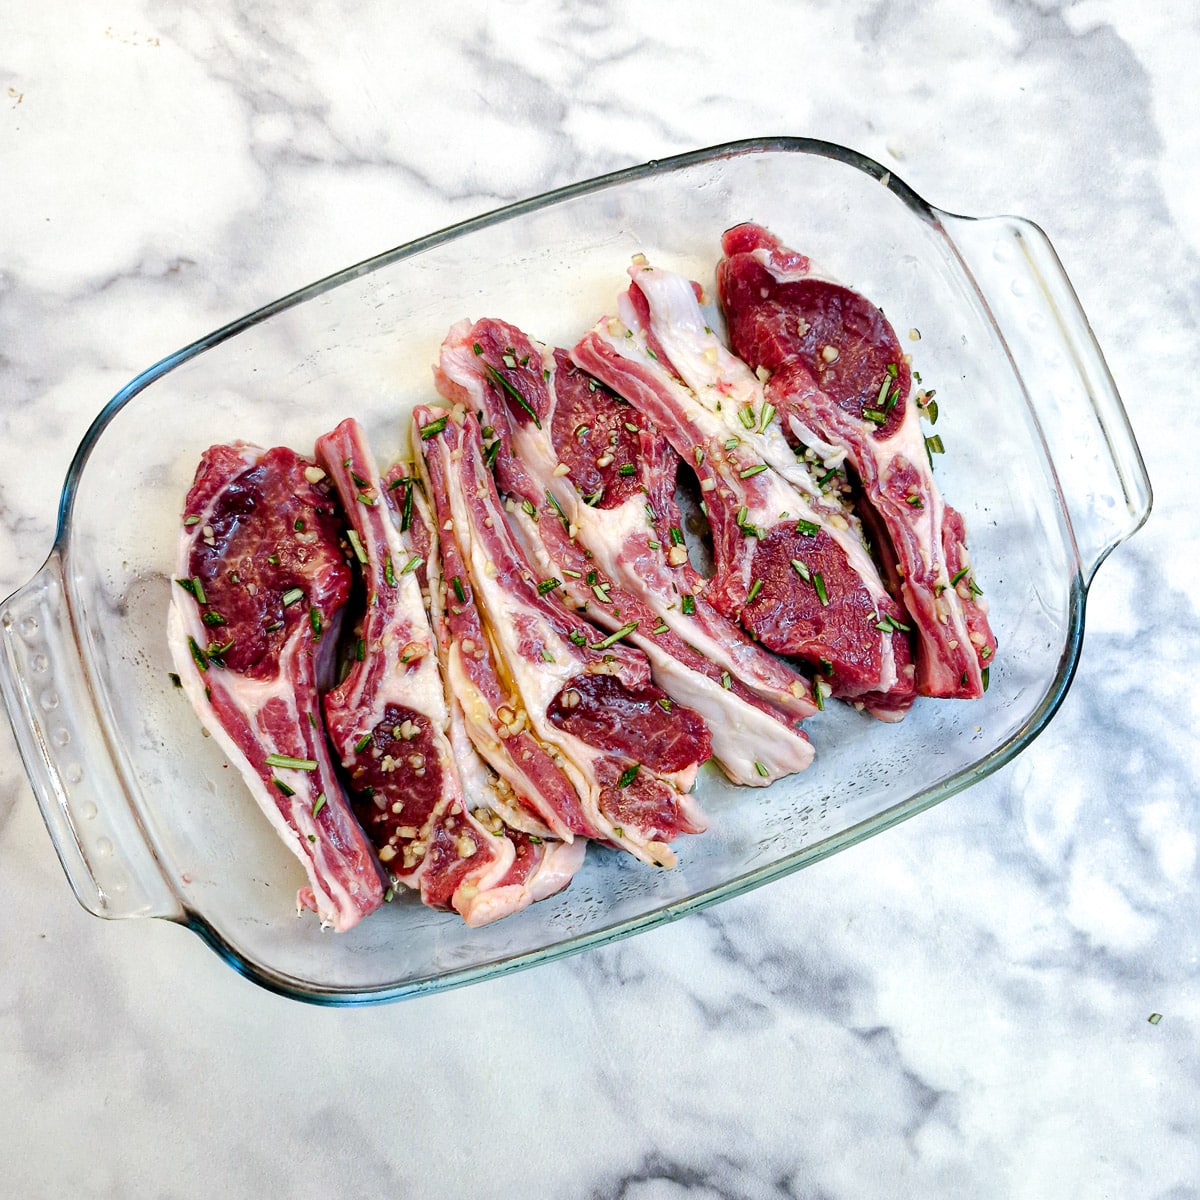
272,777 -> 295,797
183,514 -> 201,526
754,761 -> 769,778
452,575 -> 466,603
721,671 -> 732,689
356,637 -> 365,662
737,406 -> 756,430
354,733 -> 372,754
400,479 -> 414,532
795,518 -> 820,536
202,611 -> 226,627
617,764 -> 640,788
281,587 -> 304,607
618,463 -> 636,477
739,464 -> 768,478
175,576 -> 206,604
265,753 -> 317,771
347,529 -> 368,564
950,566 -> 970,586
546,490 -> 570,533
400,554 -> 422,575
668,525 -> 684,546
747,579 -> 763,603
419,414 -> 448,439
791,559 -> 811,582
813,571 -> 829,606
484,364 -> 542,429
384,554 -> 396,586
484,440 -> 501,469
590,620 -> 638,651
206,637 -> 234,662
681,594 -> 695,615
187,637 -> 208,672
472,342 -> 483,355
568,630 -> 587,647
309,607 -> 323,639
653,621 -> 669,634
537,577 -> 561,596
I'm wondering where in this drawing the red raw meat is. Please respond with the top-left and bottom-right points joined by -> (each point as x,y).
415,404 -> 710,869
717,222 -> 996,698
573,262 -> 915,720
168,442 -> 384,931
316,418 -> 582,925
435,317 -> 816,783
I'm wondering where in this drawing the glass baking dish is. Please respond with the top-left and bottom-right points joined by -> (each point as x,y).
0,138 -> 1150,1005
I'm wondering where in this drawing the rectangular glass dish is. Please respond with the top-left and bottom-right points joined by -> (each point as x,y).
0,138 -> 1151,1004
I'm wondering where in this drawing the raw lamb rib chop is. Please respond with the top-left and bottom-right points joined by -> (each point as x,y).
316,418 -> 583,925
573,261 -> 916,720
412,472 -> 586,920
416,405 -> 712,868
434,316 -> 817,784
717,223 -> 997,698
167,442 -> 384,931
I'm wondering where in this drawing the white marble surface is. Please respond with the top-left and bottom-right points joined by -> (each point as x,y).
2,2 -> 1197,1195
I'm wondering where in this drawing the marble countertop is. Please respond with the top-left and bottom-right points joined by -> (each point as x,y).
2,3 -> 1196,1195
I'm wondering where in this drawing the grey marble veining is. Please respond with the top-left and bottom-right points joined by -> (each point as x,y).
2,1 -> 1198,1196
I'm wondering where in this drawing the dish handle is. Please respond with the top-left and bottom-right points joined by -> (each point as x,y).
0,552 -> 184,921
941,213 -> 1152,586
